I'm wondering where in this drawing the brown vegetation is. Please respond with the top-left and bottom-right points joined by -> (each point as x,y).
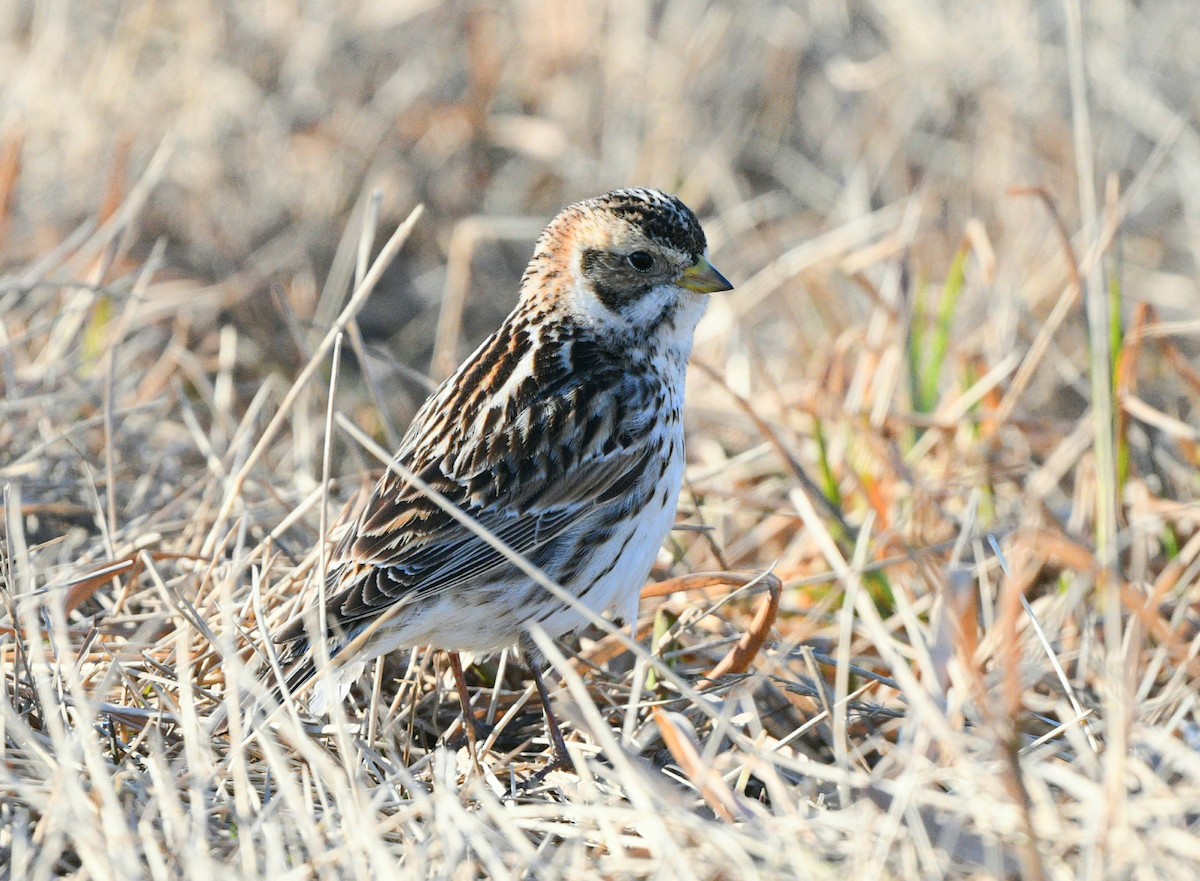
2,2 -> 1199,878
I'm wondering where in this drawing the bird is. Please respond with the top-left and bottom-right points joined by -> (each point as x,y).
272,187 -> 732,770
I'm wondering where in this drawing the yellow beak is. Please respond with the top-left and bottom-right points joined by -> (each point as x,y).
678,256 -> 733,294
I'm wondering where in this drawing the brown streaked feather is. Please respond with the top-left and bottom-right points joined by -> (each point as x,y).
275,324 -> 666,643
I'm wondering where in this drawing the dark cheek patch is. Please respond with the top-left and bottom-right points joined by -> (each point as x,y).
581,248 -> 653,313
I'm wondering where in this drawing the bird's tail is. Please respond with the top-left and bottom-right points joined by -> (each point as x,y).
275,636 -> 317,696
209,638 -> 313,736
269,635 -> 363,719
208,626 -> 363,737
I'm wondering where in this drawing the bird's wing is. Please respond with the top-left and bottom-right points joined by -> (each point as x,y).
277,357 -> 667,642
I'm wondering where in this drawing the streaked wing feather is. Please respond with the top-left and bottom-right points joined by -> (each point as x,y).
321,360 -> 659,630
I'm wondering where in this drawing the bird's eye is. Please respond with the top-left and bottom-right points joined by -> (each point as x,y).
626,250 -> 654,272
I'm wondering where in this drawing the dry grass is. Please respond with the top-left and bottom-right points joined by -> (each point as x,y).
3,1 -> 1200,878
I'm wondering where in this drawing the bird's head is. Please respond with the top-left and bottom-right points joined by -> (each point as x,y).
521,188 -> 732,344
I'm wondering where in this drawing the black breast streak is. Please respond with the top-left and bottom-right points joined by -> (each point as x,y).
594,450 -> 652,503
648,297 -> 681,335
577,525 -> 643,599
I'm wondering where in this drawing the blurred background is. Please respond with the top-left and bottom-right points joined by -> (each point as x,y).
5,0 -> 1199,383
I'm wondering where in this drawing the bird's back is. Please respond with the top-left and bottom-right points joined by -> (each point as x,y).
277,318 -> 686,665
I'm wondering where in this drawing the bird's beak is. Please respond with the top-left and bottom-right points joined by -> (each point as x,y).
678,255 -> 734,294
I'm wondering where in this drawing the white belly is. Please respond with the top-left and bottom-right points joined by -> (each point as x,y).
538,450 -> 684,639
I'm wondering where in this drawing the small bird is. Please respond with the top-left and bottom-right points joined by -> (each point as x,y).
274,188 -> 732,769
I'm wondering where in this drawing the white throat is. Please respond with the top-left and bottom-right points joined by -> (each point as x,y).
571,276 -> 709,359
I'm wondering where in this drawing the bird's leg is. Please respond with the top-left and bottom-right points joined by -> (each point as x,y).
447,651 -> 487,769
529,658 -> 574,774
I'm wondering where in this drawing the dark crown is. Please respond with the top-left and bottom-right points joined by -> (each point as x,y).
588,188 -> 707,259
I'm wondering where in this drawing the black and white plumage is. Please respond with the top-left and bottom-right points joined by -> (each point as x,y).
274,188 -> 732,765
